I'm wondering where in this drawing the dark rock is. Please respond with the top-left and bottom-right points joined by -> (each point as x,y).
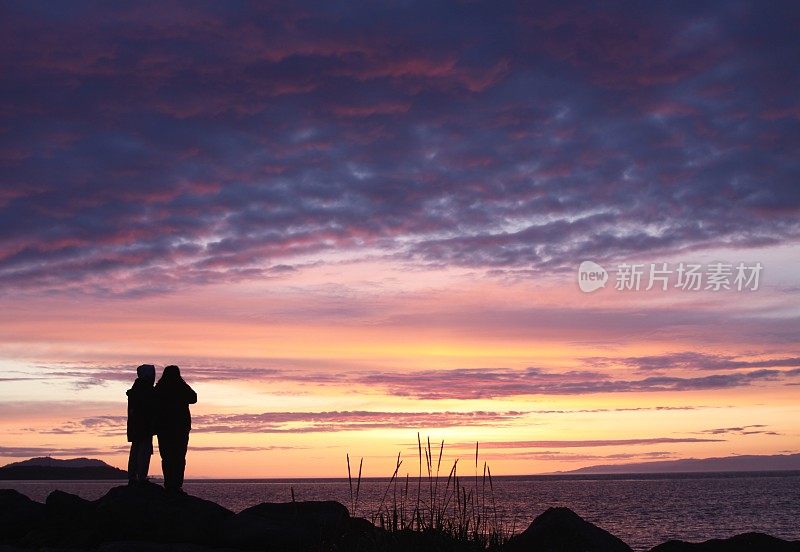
22,484 -> 233,548
95,484 -> 233,544
219,500 -> 349,550
5,486 -> 798,552
46,488 -> 96,518
21,489 -> 100,547
648,532 -> 800,552
504,507 -> 633,552
0,489 -> 44,542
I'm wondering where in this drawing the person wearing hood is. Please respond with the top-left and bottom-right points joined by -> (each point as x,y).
126,364 -> 156,485
154,365 -> 197,493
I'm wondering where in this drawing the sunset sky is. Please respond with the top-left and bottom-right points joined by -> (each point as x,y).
1,1 -> 799,478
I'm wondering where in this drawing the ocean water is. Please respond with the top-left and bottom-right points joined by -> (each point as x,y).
3,472 -> 799,551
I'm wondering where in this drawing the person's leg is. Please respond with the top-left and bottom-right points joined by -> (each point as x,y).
136,438 -> 153,482
127,441 -> 139,484
157,433 -> 173,490
175,432 -> 189,489
160,434 -> 184,491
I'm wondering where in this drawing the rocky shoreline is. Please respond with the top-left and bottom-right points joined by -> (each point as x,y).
1,484 -> 798,551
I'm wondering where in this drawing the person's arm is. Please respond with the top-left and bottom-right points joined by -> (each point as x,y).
185,384 -> 197,404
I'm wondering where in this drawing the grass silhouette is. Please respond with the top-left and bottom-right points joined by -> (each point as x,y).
347,434 -> 512,550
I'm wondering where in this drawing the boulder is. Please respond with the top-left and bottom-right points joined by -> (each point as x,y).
21,489 -> 100,547
504,507 -> 633,552
46,489 -> 95,518
649,532 -> 800,552
23,484 -> 233,548
95,484 -> 233,544
0,489 -> 44,542
219,500 -> 349,550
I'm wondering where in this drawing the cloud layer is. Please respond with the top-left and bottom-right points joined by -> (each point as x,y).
2,1 -> 799,295
592,352 -> 800,373
37,410 -> 531,436
34,359 -> 800,398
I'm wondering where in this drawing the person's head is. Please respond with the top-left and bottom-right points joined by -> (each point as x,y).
136,364 -> 156,384
158,364 -> 183,385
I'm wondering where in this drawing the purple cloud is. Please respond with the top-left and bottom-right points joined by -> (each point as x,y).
36,410 -> 530,436
488,451 -> 677,462
590,352 -> 800,372
1,1 -> 798,295
35,360 -> 800,399
0,445 -> 125,458
451,438 -> 725,449
348,366 -> 798,399
191,410 -> 529,433
0,444 -> 303,459
695,425 -> 781,436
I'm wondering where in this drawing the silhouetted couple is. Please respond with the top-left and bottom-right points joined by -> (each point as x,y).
127,364 -> 197,493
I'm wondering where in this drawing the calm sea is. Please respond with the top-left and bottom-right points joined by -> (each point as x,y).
3,472 -> 799,551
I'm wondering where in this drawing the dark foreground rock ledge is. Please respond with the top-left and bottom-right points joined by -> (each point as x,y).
504,506 -> 633,552
2,485 -> 799,551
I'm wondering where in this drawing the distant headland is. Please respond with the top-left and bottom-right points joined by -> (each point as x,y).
557,452 -> 800,475
0,457 -> 127,480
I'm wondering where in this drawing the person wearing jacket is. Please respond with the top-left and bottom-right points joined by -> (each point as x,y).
154,365 -> 197,493
126,364 -> 156,485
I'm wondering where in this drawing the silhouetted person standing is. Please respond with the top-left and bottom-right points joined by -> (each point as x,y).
126,364 -> 156,485
154,365 -> 197,493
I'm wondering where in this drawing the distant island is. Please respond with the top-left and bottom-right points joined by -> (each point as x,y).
0,457 -> 127,480
559,452 -> 800,475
